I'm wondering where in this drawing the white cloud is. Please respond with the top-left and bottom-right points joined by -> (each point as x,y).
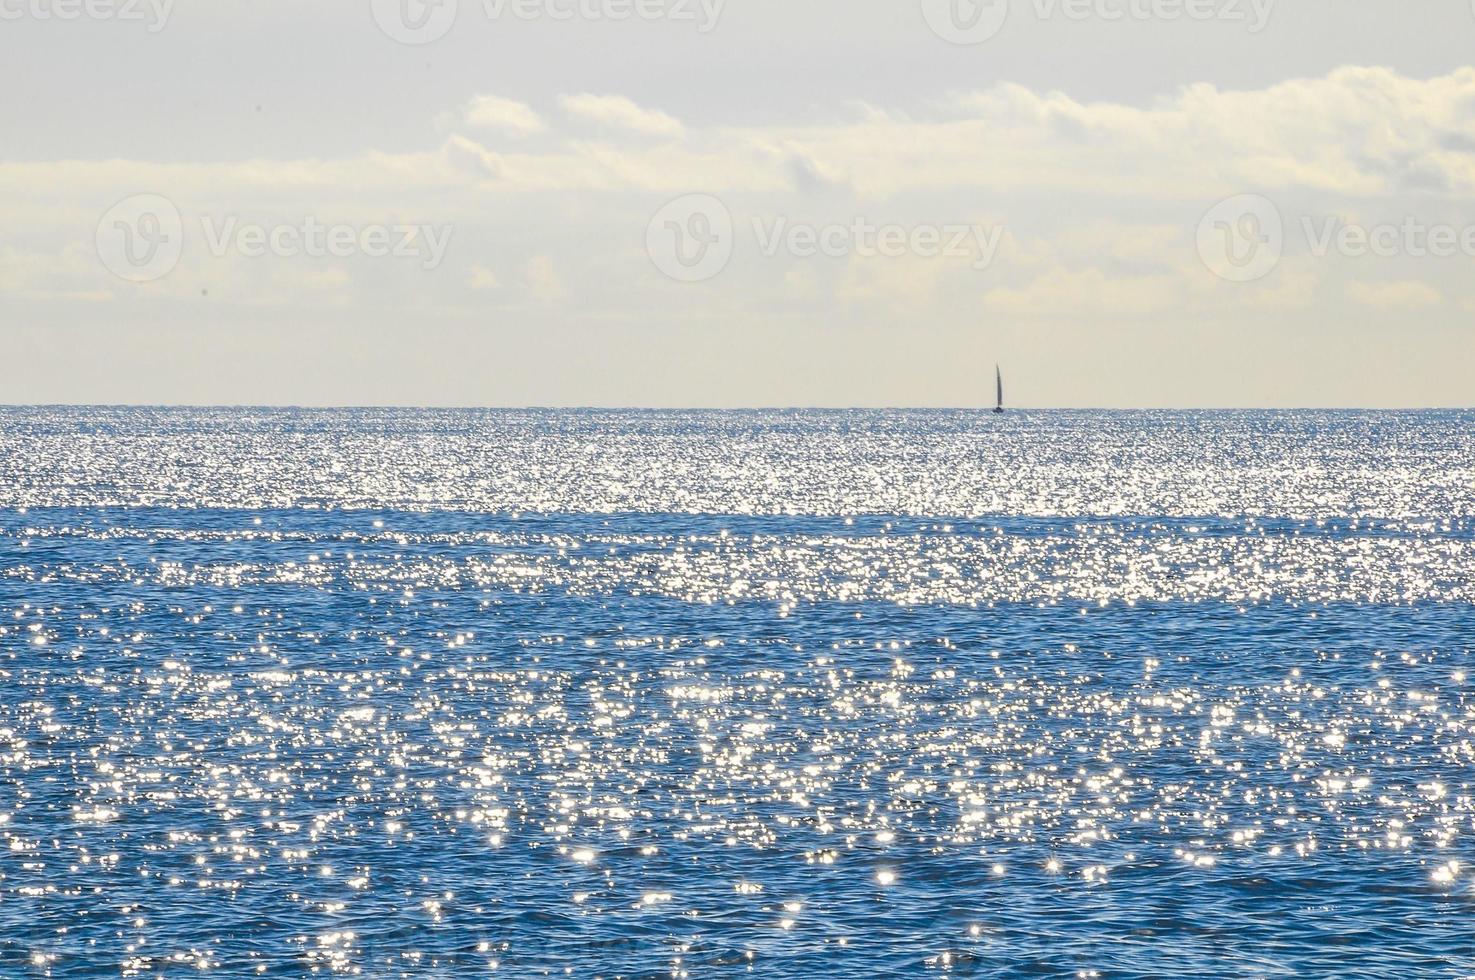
981,267 -> 1180,317
1348,280 -> 1442,309
0,245 -> 114,302
7,68 -> 1475,373
12,69 -> 1475,202
520,255 -> 566,305
1231,261 -> 1319,312
836,253 -> 952,313
456,96 -> 547,138
467,265 -> 502,291
557,94 -> 684,139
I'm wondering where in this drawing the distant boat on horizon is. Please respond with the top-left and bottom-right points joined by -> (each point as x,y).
994,365 -> 1005,414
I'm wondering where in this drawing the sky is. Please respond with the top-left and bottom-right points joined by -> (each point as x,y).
3,0 -> 1475,407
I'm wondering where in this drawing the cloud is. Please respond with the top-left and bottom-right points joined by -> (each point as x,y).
467,265 -> 502,291
981,267 -> 1180,317
7,68 -> 1475,334
1231,261 -> 1319,311
454,96 -> 546,138
1348,280 -> 1442,309
557,94 -> 684,139
13,69 -> 1475,202
520,255 -> 566,305
0,245 -> 114,302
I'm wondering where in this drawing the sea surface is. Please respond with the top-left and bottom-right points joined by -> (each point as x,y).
0,408 -> 1472,978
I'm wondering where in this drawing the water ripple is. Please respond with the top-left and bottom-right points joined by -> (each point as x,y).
0,409 -> 1470,978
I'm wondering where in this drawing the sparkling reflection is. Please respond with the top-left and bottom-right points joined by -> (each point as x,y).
0,409 -> 1471,977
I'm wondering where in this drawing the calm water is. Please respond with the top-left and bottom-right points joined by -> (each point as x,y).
1,409 -> 1472,978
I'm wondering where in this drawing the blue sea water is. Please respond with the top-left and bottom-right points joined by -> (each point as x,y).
0,408 -> 1471,978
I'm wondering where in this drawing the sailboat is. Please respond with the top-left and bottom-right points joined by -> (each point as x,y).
993,365 -> 1005,414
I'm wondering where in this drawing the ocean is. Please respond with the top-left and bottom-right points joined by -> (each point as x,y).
0,408 -> 1471,977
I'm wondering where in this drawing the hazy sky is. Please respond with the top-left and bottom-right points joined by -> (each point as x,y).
4,0 -> 1475,407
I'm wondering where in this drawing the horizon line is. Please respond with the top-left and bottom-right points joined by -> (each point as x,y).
0,404 -> 1471,412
